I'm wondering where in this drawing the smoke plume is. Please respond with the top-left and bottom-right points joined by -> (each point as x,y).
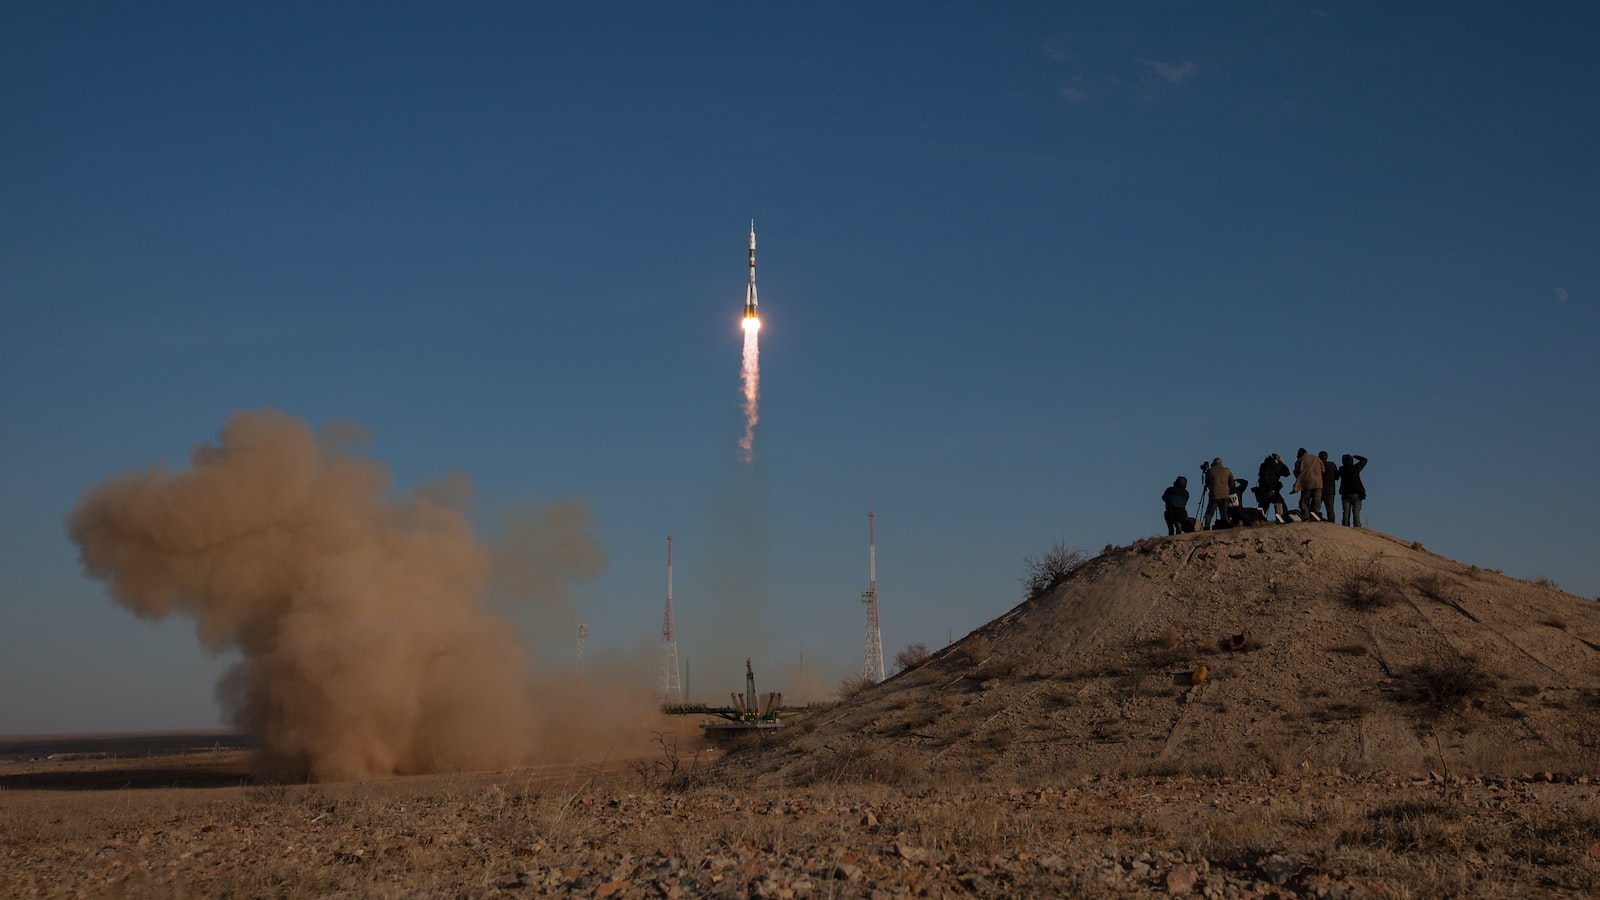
68,409 -> 617,781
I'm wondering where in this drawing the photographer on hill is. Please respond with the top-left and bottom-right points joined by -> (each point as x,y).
1161,476 -> 1190,535
1203,457 -> 1234,529
1256,453 -> 1290,522
1339,454 -> 1369,527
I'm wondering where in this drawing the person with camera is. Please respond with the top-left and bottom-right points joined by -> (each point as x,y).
1202,457 -> 1234,529
1255,453 -> 1290,522
1291,447 -> 1323,520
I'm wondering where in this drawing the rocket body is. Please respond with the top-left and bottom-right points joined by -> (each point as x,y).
743,221 -> 759,320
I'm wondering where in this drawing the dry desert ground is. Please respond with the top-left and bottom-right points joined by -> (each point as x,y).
6,524 -> 1600,897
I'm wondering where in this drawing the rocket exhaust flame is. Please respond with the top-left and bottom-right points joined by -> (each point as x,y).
739,315 -> 760,462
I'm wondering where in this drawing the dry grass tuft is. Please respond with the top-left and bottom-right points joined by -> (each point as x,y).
1341,562 -> 1402,610
1411,572 -> 1458,603
1538,615 -> 1568,631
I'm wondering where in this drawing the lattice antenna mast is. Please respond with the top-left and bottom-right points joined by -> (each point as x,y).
576,623 -> 588,678
658,534 -> 682,704
861,511 -> 885,683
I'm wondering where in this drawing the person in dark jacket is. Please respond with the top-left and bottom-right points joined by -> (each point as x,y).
1162,476 -> 1190,535
1256,453 -> 1290,522
1339,454 -> 1369,527
1319,451 -> 1339,523
1204,457 -> 1233,529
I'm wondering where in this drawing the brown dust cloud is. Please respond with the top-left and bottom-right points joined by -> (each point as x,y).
68,408 -> 656,781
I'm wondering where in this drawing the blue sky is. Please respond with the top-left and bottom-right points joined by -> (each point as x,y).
3,2 -> 1596,734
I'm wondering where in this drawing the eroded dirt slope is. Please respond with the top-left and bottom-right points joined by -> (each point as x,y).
723,525 -> 1600,785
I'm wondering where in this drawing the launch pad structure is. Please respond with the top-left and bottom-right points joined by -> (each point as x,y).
662,658 -> 819,745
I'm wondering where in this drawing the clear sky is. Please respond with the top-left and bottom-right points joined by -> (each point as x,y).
3,2 -> 1596,735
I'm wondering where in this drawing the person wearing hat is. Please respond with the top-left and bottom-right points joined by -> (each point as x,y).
1291,447 -> 1323,520
1203,457 -> 1234,529
1162,476 -> 1190,535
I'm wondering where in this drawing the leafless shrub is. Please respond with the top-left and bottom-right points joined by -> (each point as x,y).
1393,660 -> 1490,717
1341,563 -> 1401,610
1533,576 -> 1560,590
1155,626 -> 1179,648
893,642 -> 930,673
962,634 -> 992,664
1539,615 -> 1568,631
837,673 -> 873,699
1412,572 -> 1457,603
629,732 -> 692,792
1020,541 -> 1089,600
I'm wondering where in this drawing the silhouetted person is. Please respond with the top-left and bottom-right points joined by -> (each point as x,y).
1291,447 -> 1322,520
1320,451 -> 1338,523
1339,454 -> 1369,527
1256,453 -> 1289,522
1162,476 -> 1190,535
1204,457 -> 1233,529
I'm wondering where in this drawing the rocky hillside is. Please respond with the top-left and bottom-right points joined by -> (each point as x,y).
721,525 -> 1600,785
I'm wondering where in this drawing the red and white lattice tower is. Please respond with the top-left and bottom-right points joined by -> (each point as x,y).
658,534 -> 682,704
861,511 -> 885,684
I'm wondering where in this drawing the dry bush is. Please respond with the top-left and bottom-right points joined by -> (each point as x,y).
1156,626 -> 1179,648
1392,660 -> 1490,717
975,655 -> 1018,681
962,634 -> 993,665
1533,576 -> 1561,590
893,642 -> 930,673
1412,572 -> 1457,603
837,673 -> 873,699
1341,564 -> 1401,610
1020,541 -> 1089,600
1539,615 -> 1568,631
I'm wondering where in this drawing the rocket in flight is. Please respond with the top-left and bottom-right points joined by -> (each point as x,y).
743,220 -> 759,323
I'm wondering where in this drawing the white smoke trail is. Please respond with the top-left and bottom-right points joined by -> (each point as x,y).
739,318 -> 761,462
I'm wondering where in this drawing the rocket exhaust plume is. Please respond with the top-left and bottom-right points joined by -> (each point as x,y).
739,220 -> 761,462
739,317 -> 760,461
66,409 -> 608,781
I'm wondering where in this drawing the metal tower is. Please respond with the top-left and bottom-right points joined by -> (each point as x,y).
861,511 -> 885,684
576,623 -> 588,677
658,534 -> 682,704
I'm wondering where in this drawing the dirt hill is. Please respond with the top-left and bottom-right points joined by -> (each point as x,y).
720,524 -> 1600,785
